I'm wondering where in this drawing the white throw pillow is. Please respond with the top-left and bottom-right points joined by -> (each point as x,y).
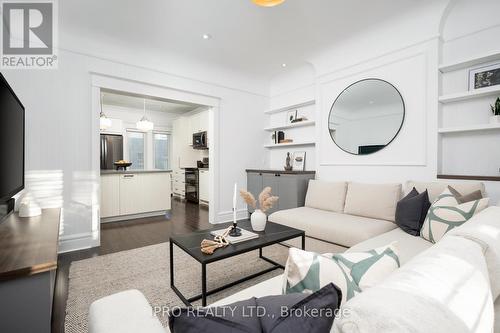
282,244 -> 400,304
420,187 -> 489,243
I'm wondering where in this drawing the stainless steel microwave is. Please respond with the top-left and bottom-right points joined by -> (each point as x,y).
193,131 -> 208,150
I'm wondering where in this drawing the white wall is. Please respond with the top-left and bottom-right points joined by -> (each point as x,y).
3,47 -> 267,252
267,0 -> 500,203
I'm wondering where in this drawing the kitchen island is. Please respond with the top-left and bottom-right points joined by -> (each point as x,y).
100,170 -> 172,222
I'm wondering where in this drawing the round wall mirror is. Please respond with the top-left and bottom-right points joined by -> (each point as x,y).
328,79 -> 405,155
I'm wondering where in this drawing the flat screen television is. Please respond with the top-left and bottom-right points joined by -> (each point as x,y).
0,73 -> 25,219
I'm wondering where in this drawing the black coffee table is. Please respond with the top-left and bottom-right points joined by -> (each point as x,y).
170,220 -> 305,306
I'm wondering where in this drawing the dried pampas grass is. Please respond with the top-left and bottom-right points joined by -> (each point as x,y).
240,186 -> 278,213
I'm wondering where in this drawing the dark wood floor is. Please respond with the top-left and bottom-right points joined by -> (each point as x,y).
51,198 -> 211,333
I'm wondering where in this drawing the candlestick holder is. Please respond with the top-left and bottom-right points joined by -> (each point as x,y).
228,208 -> 242,237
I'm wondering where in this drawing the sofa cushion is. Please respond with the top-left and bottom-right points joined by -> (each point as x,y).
347,228 -> 432,265
305,180 -> 348,213
395,188 -> 431,236
334,236 -> 494,333
448,185 -> 483,204
283,246 -> 399,304
405,180 -> 485,202
89,289 -> 165,333
420,188 -> 489,243
269,207 -> 397,247
344,182 -> 402,222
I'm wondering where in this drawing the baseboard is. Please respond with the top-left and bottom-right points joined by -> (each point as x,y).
100,211 -> 168,223
58,231 -> 99,253
215,209 -> 249,223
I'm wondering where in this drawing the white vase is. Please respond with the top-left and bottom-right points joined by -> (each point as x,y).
251,209 -> 267,231
490,115 -> 500,124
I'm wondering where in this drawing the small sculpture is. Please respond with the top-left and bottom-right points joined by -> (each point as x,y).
284,152 -> 293,171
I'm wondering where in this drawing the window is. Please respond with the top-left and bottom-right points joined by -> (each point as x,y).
154,132 -> 170,170
127,131 -> 145,170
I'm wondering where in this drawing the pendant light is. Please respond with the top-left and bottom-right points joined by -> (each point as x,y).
99,93 -> 112,130
136,99 -> 154,131
252,0 -> 285,7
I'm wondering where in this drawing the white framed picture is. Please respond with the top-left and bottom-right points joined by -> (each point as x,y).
293,151 -> 306,171
468,62 -> 500,91
286,110 -> 297,124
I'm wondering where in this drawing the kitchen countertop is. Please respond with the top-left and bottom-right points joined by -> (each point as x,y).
246,169 -> 316,175
101,169 -> 172,175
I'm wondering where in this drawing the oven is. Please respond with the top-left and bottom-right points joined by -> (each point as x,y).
185,168 -> 199,203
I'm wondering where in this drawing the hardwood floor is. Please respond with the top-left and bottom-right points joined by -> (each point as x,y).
51,198 -> 210,333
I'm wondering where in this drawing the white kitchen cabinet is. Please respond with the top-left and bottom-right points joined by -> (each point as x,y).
189,113 -> 201,134
198,111 -> 209,132
101,172 -> 172,220
199,169 -> 209,204
101,174 -> 120,217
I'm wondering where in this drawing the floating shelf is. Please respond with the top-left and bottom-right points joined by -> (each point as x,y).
438,123 -> 500,134
264,100 -> 315,115
437,174 -> 500,182
439,51 -> 500,73
439,85 -> 500,104
264,141 -> 316,149
264,120 -> 315,132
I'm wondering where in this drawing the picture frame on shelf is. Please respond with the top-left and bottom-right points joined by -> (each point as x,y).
468,62 -> 500,90
286,110 -> 298,124
292,151 -> 306,171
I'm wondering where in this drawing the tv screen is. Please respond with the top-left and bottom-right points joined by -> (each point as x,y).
0,73 -> 25,202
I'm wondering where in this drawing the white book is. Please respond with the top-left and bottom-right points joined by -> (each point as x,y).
210,228 -> 259,244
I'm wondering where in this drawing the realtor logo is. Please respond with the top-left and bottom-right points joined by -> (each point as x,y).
1,0 -> 58,68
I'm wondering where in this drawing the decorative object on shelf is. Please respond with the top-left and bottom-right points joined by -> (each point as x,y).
252,0 -> 285,7
99,93 -> 112,131
200,227 -> 230,254
293,151 -> 306,171
229,183 -> 242,237
490,97 -> 500,124
280,139 -> 293,144
284,152 -> 293,171
328,78 -> 405,155
286,110 -> 297,124
276,130 -> 285,143
469,63 -> 500,90
113,160 -> 132,171
292,116 -> 308,123
17,192 -> 42,218
240,187 -> 279,231
136,99 -> 154,131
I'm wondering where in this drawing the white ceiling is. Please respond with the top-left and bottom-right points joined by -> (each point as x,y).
101,89 -> 201,114
60,0 -> 429,79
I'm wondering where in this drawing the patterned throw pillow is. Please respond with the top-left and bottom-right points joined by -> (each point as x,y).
282,244 -> 400,304
420,187 -> 489,243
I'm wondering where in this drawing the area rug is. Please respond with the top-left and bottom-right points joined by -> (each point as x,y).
64,242 -> 291,333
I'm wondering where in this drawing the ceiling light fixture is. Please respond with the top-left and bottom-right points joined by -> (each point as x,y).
99,93 -> 112,131
252,0 -> 285,7
281,63 -> 287,68
202,34 -> 212,40
136,99 -> 154,131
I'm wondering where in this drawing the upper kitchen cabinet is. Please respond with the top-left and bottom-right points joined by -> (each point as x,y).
189,110 -> 209,134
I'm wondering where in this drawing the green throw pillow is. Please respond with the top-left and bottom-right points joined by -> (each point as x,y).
420,187 -> 489,243
282,243 -> 400,304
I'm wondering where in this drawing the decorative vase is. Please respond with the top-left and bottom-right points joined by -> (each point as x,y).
490,115 -> 500,124
251,209 -> 267,231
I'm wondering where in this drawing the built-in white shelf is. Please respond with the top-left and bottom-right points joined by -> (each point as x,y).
264,141 -> 316,149
439,85 -> 500,104
264,120 -> 315,132
438,123 -> 500,134
264,100 -> 315,115
439,50 -> 500,73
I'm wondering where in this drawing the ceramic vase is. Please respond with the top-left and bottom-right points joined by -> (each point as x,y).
251,209 -> 267,231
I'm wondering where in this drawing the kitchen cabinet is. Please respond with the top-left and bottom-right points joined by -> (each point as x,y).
199,169 -> 209,204
189,110 -> 208,134
101,174 -> 120,217
100,171 -> 172,221
246,170 -> 316,215
172,169 -> 186,199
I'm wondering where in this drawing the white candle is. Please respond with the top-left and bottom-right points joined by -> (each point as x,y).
233,183 -> 237,223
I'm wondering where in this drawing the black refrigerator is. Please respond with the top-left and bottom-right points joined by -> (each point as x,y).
100,134 -> 123,170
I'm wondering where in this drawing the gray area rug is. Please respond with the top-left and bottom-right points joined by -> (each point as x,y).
64,242 -> 291,333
